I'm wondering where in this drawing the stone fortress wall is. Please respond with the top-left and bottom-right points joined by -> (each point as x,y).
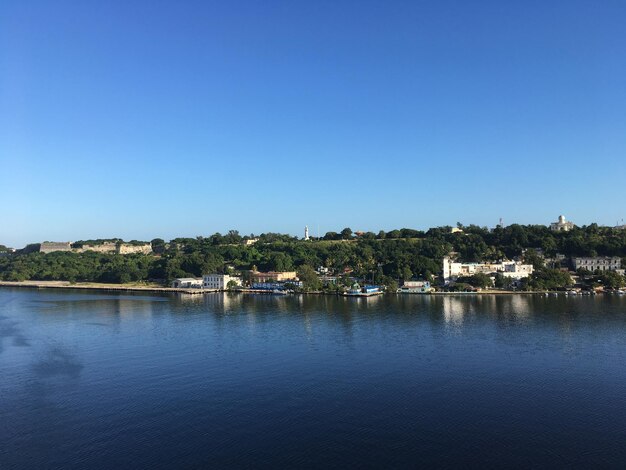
41,241 -> 152,255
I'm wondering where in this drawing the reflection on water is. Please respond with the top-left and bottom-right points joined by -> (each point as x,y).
2,288 -> 626,469
32,346 -> 83,379
0,316 -> 30,353
442,296 -> 465,325
439,294 -> 535,326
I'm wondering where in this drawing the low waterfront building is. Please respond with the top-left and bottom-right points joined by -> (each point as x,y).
443,257 -> 534,283
171,278 -> 203,288
319,275 -> 338,285
399,280 -> 432,293
40,242 -> 72,253
550,215 -> 575,232
346,283 -> 382,295
202,274 -> 241,290
249,271 -> 298,283
572,257 -> 621,272
251,280 -> 303,291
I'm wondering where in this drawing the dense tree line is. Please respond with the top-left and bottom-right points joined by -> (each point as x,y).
2,224 -> 626,287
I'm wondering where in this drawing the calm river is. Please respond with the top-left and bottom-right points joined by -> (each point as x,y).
2,288 -> 626,468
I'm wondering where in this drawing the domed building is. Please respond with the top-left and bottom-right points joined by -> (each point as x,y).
550,215 -> 575,232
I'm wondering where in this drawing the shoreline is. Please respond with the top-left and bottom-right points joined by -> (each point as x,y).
0,280 -> 218,294
0,280 -> 558,296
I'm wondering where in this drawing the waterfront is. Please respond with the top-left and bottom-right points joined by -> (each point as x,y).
2,288 -> 626,468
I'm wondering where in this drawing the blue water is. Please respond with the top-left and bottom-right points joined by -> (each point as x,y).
2,288 -> 626,468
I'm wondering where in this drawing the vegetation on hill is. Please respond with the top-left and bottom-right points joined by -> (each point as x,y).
1,224 -> 626,289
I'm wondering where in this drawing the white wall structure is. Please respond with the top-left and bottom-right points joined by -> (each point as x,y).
202,274 -> 241,290
171,278 -> 203,288
443,257 -> 534,283
40,242 -> 72,253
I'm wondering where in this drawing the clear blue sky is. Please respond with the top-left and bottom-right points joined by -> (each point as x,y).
1,0 -> 625,247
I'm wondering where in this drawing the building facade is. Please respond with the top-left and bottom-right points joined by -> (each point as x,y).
550,215 -> 575,232
249,271 -> 298,283
202,274 -> 241,290
171,278 -> 203,288
251,280 -> 303,291
399,280 -> 432,293
572,257 -> 621,272
443,257 -> 534,283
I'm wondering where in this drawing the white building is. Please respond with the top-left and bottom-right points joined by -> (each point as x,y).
572,257 -> 621,272
443,257 -> 534,283
550,215 -> 575,232
304,226 -> 310,241
499,262 -> 534,278
171,278 -> 203,289
399,281 -> 433,293
202,274 -> 241,290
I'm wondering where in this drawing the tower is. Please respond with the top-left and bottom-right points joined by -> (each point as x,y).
304,226 -> 310,241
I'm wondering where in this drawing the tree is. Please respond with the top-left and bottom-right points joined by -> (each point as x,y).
457,273 -> 492,289
340,227 -> 353,240
383,277 -> 398,292
523,249 -> 544,270
150,238 -> 166,254
493,273 -> 513,289
266,252 -> 294,272
528,268 -> 573,290
226,279 -> 239,290
449,282 -> 475,292
599,271 -> 625,289
297,265 -> 321,291
224,230 -> 242,244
